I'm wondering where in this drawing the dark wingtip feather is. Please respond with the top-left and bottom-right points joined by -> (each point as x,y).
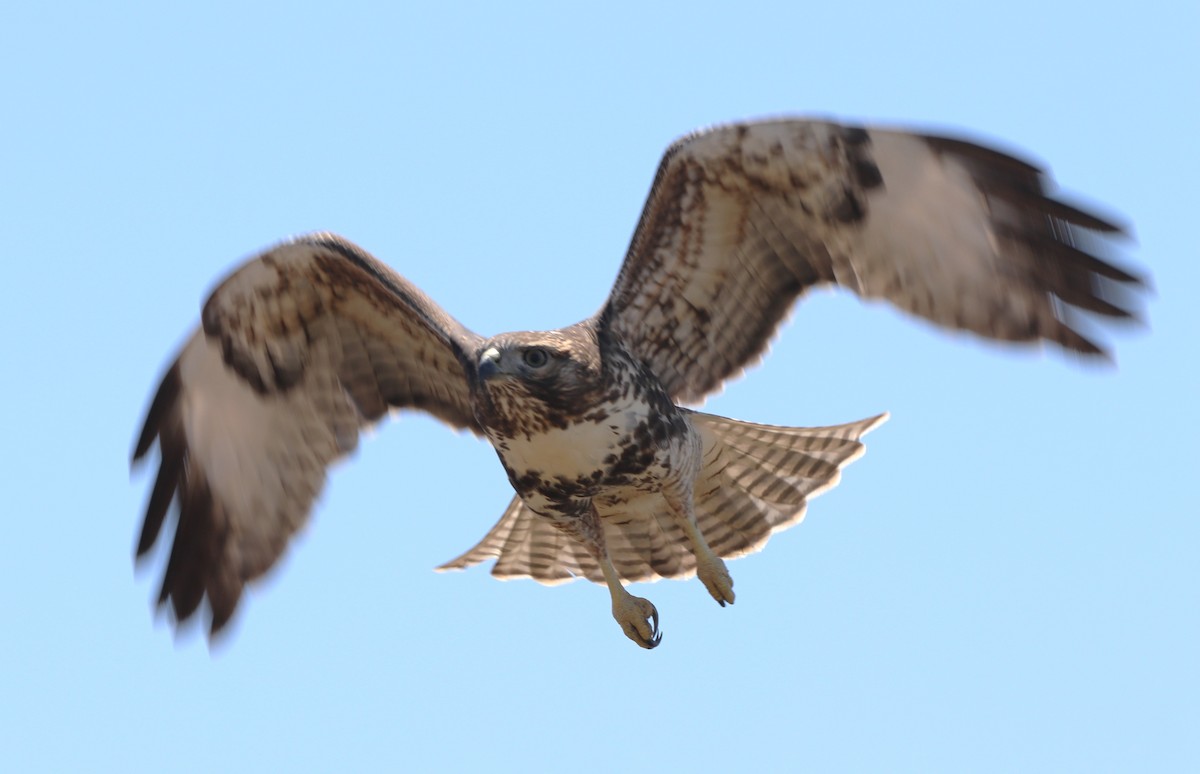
207,582 -> 243,636
1050,197 -> 1129,235
143,457 -> 247,640
157,476 -> 225,626
922,134 -> 1044,180
1061,329 -> 1106,357
136,445 -> 182,558
991,186 -> 1127,234
929,132 -> 1151,356
1050,238 -> 1143,285
133,363 -> 181,463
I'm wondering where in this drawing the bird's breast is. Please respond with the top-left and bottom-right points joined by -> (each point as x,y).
490,401 -> 639,485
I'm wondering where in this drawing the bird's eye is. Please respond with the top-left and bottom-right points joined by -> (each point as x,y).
522,348 -> 550,368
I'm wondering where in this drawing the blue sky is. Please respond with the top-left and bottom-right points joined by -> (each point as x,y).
2,1 -> 1196,771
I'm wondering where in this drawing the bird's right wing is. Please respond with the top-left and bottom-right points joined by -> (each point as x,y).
132,233 -> 484,636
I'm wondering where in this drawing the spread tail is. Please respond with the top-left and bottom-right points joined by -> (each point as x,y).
687,410 -> 888,559
436,410 -> 887,584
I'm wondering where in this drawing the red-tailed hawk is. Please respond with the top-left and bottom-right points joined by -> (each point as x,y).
132,118 -> 1144,648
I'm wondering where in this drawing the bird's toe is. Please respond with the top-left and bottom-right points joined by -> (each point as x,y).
698,556 -> 735,607
613,594 -> 662,649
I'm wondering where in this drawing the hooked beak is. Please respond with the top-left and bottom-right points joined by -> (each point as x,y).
478,346 -> 501,380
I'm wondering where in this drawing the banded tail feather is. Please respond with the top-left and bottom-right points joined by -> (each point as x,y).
688,410 -> 888,560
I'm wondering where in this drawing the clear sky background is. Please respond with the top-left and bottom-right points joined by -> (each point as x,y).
2,1 -> 1196,771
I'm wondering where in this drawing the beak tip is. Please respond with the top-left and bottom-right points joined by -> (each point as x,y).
478,346 -> 501,380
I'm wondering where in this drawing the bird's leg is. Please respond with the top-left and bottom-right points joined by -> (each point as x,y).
664,485 -> 735,607
598,550 -> 662,650
549,505 -> 662,649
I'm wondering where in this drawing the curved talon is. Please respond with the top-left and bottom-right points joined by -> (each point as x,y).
644,607 -> 662,649
613,594 -> 662,649
629,625 -> 662,649
698,556 -> 735,607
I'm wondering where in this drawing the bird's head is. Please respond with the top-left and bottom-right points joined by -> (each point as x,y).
472,325 -> 607,435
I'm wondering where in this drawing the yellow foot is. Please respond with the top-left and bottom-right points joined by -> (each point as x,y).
612,593 -> 662,649
698,555 -> 735,607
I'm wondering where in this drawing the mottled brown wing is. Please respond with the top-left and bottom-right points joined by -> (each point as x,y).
131,233 -> 483,637
599,119 -> 1146,404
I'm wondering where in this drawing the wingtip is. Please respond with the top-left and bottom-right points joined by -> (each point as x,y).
132,362 -> 183,463
1068,341 -> 1119,369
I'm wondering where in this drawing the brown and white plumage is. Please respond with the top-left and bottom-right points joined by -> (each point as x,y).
602,122 -> 1138,404
439,412 -> 888,584
132,117 -> 1144,646
133,235 -> 483,632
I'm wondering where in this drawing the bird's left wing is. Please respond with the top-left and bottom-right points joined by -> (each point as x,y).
598,119 -> 1146,404
132,233 -> 483,636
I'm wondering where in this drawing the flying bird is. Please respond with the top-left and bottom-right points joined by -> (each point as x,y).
132,118 -> 1144,648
